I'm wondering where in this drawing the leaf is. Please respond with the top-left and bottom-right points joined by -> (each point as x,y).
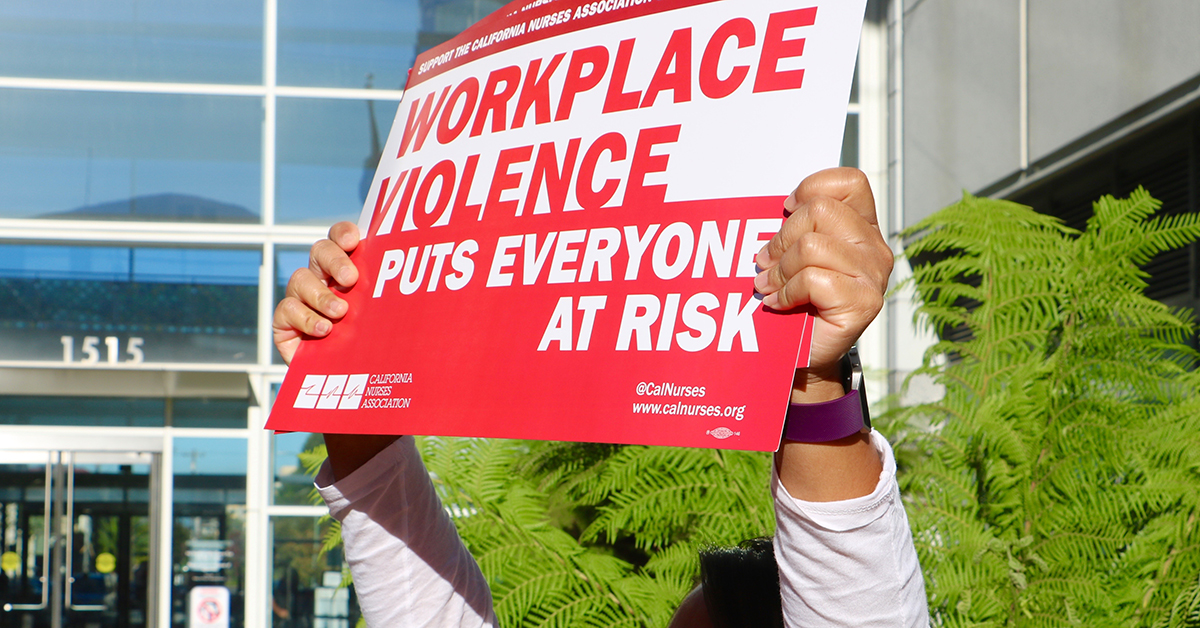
902,190 -> 1200,626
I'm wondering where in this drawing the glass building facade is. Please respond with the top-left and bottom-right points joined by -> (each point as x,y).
0,2 -> 875,627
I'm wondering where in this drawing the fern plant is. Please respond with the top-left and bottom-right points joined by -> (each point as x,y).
304,436 -> 776,627
900,189 -> 1200,627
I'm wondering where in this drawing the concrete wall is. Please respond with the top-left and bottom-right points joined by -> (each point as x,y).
902,0 -> 1021,225
1029,1 -> 1200,160
900,0 -> 1200,227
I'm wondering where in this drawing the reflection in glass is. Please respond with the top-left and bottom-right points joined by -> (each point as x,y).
0,452 -> 156,628
173,437 -> 248,628
277,0 -> 420,89
173,437 -> 248,478
173,399 -> 250,430
275,249 -> 312,297
0,244 -> 260,364
0,458 -> 51,624
275,97 -> 397,226
0,89 -> 261,221
271,517 -> 358,627
0,397 -> 249,428
272,433 -> 324,506
418,0 -> 508,53
0,0 -> 262,84
70,457 -> 154,628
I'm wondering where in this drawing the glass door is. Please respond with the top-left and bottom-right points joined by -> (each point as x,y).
1,447 -> 161,628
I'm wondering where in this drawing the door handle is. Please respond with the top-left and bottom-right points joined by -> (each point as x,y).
62,454 -> 108,612
5,456 -> 52,612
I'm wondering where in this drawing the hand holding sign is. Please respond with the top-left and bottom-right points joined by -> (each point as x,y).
755,167 -> 892,388
273,222 -> 362,365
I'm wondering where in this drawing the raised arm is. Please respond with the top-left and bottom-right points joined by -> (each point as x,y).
754,168 -> 927,627
755,167 -> 892,500
272,221 -> 401,476
272,222 -> 495,627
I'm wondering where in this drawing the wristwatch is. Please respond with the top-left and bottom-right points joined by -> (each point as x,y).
782,346 -> 871,443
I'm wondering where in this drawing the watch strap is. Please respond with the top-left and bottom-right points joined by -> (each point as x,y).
782,347 -> 871,443
783,389 -> 868,443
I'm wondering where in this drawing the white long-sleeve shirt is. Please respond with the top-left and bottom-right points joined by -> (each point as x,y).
316,432 -> 928,627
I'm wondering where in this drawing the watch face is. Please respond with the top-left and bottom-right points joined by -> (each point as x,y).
843,346 -> 863,392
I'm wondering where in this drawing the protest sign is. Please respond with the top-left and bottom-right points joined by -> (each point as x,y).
267,0 -> 866,451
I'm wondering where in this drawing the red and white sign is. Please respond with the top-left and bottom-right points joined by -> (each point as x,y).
187,586 -> 229,628
267,0 -> 865,451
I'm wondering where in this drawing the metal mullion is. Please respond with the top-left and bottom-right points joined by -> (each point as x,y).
247,3 -> 280,625
5,454 -> 52,612
0,76 -> 264,97
63,454 -> 107,613
265,506 -> 327,518
0,218 -> 326,247
260,241 -> 277,368
146,452 -> 162,628
155,431 -> 173,628
0,77 -> 403,101
855,2 -> 891,403
275,85 -> 404,101
0,360 -> 267,374
245,380 -> 274,628
1018,0 -> 1029,171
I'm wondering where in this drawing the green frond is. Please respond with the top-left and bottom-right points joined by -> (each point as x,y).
320,519 -> 342,556
904,189 -> 1200,626
298,444 -> 328,476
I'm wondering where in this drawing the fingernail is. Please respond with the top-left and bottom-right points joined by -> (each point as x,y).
783,195 -> 798,212
338,267 -> 354,285
315,320 -> 332,335
330,299 -> 347,316
755,244 -> 769,265
753,271 -> 769,292
762,293 -> 779,309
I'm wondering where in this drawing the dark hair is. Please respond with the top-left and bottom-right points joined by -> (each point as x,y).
698,537 -> 785,628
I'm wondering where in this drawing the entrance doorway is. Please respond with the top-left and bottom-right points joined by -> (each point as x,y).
0,435 -> 163,628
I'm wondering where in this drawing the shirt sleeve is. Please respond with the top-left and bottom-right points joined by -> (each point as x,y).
315,436 -> 497,628
772,431 -> 929,628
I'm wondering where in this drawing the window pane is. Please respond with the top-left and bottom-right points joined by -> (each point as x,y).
277,0 -> 419,89
0,244 -> 260,364
0,397 -> 166,427
271,517 -> 358,627
420,0 -> 509,52
174,437 -> 248,478
0,0 -> 262,84
0,89 -> 261,222
272,432 -> 324,506
173,437 -> 247,628
173,398 -> 250,429
276,0 -> 508,89
275,97 -> 396,226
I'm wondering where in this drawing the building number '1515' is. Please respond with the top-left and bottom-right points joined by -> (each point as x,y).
61,336 -> 145,364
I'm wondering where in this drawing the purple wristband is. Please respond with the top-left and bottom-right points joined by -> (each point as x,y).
782,389 -> 869,443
